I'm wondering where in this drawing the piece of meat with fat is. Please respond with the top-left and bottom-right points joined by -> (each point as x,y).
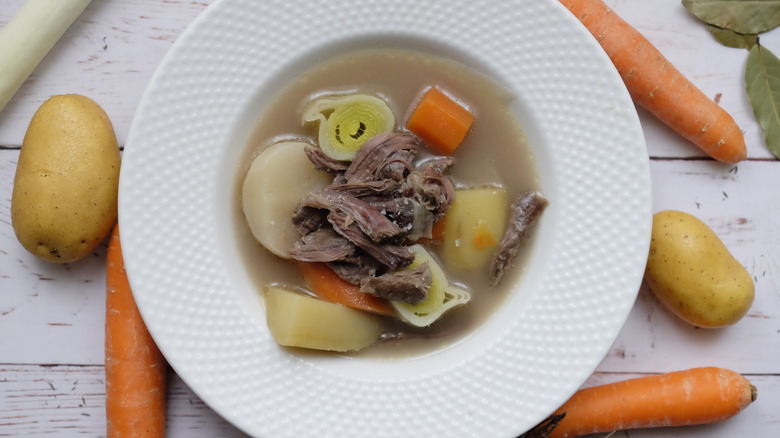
288,228 -> 355,262
327,256 -> 385,285
298,188 -> 407,243
343,132 -> 419,184
291,205 -> 327,236
289,131 -> 455,286
304,145 -> 350,173
490,192 -> 549,287
402,163 -> 455,218
360,262 -> 432,304
327,212 -> 415,271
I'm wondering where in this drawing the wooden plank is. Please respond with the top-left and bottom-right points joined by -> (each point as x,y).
599,159 -> 780,374
606,0 -> 780,160
0,0 -> 777,161
2,151 -> 779,369
2,364 -> 776,437
0,151 -> 108,365
1,0 -> 778,436
0,0 -> 214,146
0,364 -> 247,437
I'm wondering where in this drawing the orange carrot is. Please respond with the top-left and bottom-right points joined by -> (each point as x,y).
105,226 -> 167,437
559,0 -> 746,163
430,216 -> 446,242
546,367 -> 757,438
406,87 -> 474,155
296,261 -> 395,316
417,217 -> 446,245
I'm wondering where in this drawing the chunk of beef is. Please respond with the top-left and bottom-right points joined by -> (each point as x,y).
291,131 -> 455,286
327,255 -> 385,285
490,192 -> 549,287
298,188 -> 406,243
402,163 -> 455,218
364,197 -> 434,241
304,145 -> 350,173
417,156 -> 455,174
288,228 -> 355,262
327,212 -> 414,271
360,262 -> 432,304
330,179 -> 401,198
292,205 -> 328,236
343,132 -> 418,184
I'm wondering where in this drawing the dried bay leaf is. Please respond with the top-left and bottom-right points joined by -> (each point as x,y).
745,44 -> 780,159
706,24 -> 759,49
682,0 -> 780,34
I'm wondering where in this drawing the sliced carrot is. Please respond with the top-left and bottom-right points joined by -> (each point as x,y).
430,216 -> 446,242
296,261 -> 395,316
105,226 -> 167,437
417,216 -> 447,245
546,367 -> 757,438
559,0 -> 747,163
406,87 -> 474,155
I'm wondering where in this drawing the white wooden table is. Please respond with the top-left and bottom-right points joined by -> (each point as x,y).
1,1 -> 778,436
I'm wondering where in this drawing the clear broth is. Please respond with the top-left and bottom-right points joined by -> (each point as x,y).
234,49 -> 540,358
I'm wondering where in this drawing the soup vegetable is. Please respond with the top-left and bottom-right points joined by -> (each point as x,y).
239,49 -> 547,354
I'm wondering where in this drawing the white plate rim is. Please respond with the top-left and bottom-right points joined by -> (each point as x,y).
119,0 -> 652,436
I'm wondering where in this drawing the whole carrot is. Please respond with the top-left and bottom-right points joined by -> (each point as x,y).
105,226 -> 167,437
559,0 -> 747,163
546,367 -> 757,438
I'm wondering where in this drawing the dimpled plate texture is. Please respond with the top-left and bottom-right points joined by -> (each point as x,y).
119,0 -> 652,436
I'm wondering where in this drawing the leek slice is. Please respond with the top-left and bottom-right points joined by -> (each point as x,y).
302,93 -> 395,161
393,245 -> 471,327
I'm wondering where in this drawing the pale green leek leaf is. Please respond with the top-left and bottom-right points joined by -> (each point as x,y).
302,93 -> 395,161
682,0 -> 780,34
745,44 -> 780,159
392,245 -> 470,327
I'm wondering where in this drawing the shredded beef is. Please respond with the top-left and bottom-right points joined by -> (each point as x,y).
327,212 -> 414,270
291,205 -> 327,236
329,179 -> 401,198
299,188 -> 407,243
360,262 -> 431,304
489,192 -> 549,287
304,145 -> 350,173
343,132 -> 418,184
288,228 -> 355,262
403,164 -> 455,218
288,131 -> 455,293
327,256 -> 385,285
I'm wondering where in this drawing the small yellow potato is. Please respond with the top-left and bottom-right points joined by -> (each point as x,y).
11,94 -> 120,263
645,210 -> 754,328
263,285 -> 384,352
442,186 -> 508,272
242,141 -> 332,258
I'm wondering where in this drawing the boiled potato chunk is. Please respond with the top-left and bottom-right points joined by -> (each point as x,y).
11,94 -> 120,263
645,210 -> 754,328
263,285 -> 384,352
242,141 -> 332,258
442,187 -> 508,272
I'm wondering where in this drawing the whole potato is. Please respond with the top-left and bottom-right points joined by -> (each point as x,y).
645,210 -> 754,328
11,94 -> 120,263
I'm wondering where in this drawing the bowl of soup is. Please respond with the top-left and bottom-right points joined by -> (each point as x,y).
119,0 -> 652,437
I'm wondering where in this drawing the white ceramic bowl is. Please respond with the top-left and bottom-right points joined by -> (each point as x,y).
119,0 -> 652,436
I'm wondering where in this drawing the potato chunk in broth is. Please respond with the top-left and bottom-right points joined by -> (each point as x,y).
236,49 -> 544,358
